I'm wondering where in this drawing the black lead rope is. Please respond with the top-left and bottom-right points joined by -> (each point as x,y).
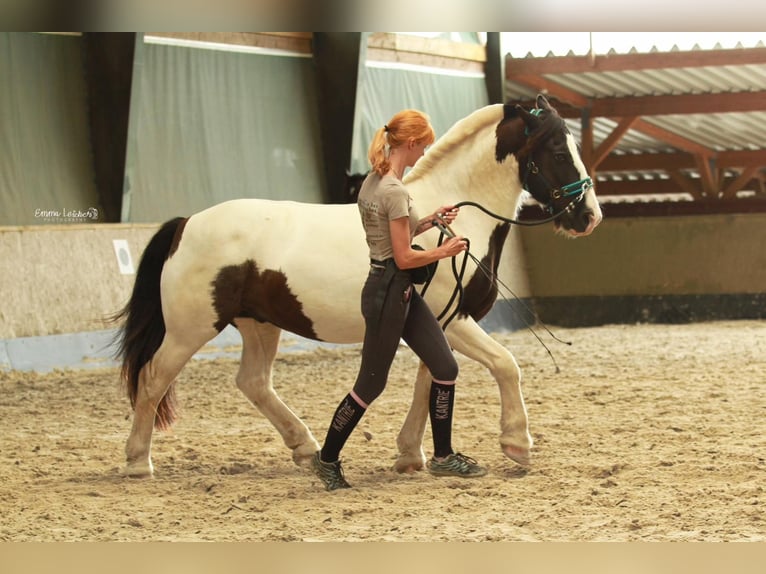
464,248 -> 571,373
419,199 -> 583,372
453,194 -> 585,227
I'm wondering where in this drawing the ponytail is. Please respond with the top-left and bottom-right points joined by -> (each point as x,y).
368,127 -> 390,177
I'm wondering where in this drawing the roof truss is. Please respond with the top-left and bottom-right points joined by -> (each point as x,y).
507,46 -> 766,210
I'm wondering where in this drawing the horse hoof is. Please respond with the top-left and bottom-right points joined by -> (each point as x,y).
122,461 -> 154,478
393,455 -> 425,474
292,445 -> 319,468
502,445 -> 531,467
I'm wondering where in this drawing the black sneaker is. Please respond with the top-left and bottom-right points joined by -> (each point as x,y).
311,451 -> 351,491
427,452 -> 487,478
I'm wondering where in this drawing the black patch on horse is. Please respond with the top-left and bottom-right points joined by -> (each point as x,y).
210,259 -> 318,339
458,222 -> 511,321
494,104 -> 527,163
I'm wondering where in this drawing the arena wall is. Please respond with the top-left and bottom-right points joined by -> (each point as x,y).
5,213 -> 762,342
520,212 -> 766,326
0,222 -> 532,370
0,224 -> 158,340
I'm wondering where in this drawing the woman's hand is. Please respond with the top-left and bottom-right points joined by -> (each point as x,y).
434,205 -> 459,225
439,236 -> 468,258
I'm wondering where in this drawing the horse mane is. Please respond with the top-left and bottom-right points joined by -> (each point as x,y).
404,104 -> 504,185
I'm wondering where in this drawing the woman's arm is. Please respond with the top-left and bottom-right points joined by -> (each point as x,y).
390,217 -> 467,270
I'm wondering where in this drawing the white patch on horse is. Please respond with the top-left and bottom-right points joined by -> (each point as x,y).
564,131 -> 603,237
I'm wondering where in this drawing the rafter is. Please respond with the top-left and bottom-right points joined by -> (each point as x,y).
695,155 -> 719,197
722,166 -> 762,199
512,74 -> 589,108
593,174 -> 765,196
505,46 -> 766,205
507,47 -> 766,75
520,197 -> 766,218
631,119 -> 716,158
580,110 -> 594,170
600,150 -> 766,172
667,169 -> 704,200
591,116 -> 640,169
591,91 -> 766,117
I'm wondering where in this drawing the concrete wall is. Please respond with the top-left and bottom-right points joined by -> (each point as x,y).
4,213 -> 764,341
4,214 -> 763,370
0,224 -> 159,339
0,222 -> 531,340
520,213 -> 766,326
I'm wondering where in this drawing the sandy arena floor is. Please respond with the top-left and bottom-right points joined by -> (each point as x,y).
0,321 -> 764,541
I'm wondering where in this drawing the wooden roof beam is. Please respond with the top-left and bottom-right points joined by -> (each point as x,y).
667,169 -> 704,200
722,166 -> 762,199
717,150 -> 766,168
695,155 -> 720,197
591,91 -> 766,117
512,74 -> 590,108
148,32 -> 313,53
591,116 -> 640,169
594,175 -> 766,197
506,47 -> 766,75
600,149 -> 766,171
631,119 -> 716,158
367,32 -> 486,62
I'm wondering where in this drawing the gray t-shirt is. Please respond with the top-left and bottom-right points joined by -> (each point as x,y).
357,173 -> 420,262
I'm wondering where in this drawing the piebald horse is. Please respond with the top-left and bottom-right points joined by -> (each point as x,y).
116,95 -> 602,477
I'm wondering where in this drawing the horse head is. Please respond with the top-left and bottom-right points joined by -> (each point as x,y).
344,170 -> 367,203
495,94 -> 602,237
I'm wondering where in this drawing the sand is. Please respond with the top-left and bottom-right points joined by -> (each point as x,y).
1,321 -> 764,541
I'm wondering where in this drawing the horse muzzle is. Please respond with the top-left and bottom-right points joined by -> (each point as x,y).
556,207 -> 602,237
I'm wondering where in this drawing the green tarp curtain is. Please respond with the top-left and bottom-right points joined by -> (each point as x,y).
0,33 -> 100,226
127,41 -> 327,222
0,35 -> 491,227
351,63 -> 490,174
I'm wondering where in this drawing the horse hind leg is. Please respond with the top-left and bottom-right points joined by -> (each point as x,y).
233,318 -> 320,467
123,332 -> 203,477
394,361 -> 431,473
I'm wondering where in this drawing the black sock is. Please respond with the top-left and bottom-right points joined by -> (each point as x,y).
429,381 -> 455,459
320,393 -> 366,463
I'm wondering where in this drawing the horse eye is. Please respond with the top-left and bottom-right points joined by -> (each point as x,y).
554,152 -> 569,162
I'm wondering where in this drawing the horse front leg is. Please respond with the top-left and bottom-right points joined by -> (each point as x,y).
394,361 -> 432,473
447,318 -> 533,466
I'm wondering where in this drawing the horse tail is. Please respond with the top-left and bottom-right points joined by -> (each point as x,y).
112,217 -> 186,431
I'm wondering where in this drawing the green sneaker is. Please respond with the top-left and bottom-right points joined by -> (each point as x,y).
427,452 -> 487,478
311,451 -> 351,491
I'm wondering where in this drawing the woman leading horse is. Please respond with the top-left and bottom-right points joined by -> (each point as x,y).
115,95 -> 602,478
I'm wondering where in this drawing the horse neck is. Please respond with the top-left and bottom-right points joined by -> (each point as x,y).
405,109 -> 524,217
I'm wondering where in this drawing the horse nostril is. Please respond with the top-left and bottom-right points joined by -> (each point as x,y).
580,210 -> 594,231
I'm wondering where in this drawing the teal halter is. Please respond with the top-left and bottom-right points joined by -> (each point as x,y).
522,108 -> 593,214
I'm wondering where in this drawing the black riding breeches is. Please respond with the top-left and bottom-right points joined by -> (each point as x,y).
351,265 -> 459,405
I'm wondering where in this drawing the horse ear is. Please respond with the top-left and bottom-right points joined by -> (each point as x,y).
536,94 -> 552,110
514,104 -> 542,132
515,104 -> 534,121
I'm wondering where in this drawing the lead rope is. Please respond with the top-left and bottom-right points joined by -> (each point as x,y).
423,206 -> 576,372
